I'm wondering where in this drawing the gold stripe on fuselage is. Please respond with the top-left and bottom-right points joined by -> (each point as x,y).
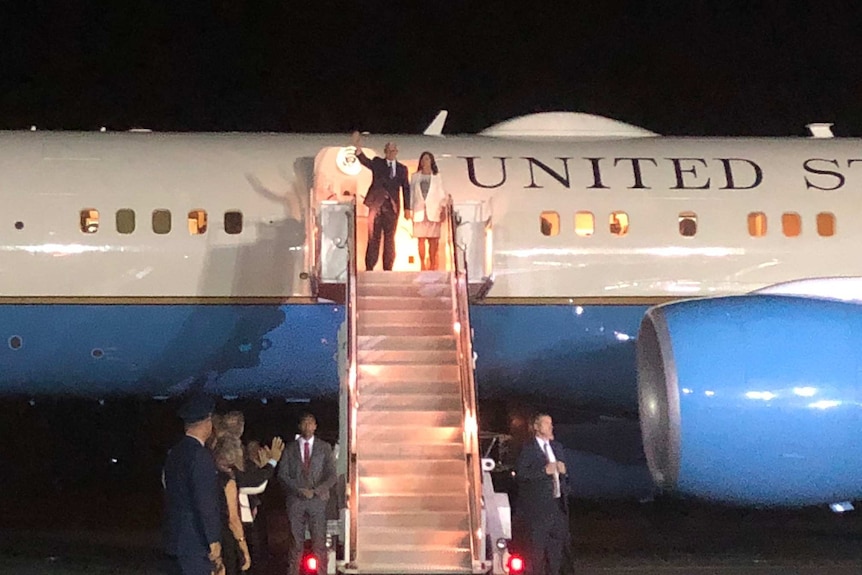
476,296 -> 680,306
0,295 -> 677,306
0,296 -> 319,305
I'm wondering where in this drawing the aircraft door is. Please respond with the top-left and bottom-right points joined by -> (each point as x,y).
311,146 -> 369,293
453,200 -> 494,298
317,201 -> 353,284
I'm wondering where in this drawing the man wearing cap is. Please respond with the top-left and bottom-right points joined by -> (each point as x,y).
163,394 -> 224,575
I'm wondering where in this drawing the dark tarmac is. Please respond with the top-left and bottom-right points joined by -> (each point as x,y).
3,498 -> 862,575
3,399 -> 861,574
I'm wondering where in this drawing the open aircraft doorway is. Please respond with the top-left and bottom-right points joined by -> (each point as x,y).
311,145 -> 445,277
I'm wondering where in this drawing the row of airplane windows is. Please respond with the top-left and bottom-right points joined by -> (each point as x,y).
78,209 -> 243,235
75,207 -> 838,239
540,210 -> 838,238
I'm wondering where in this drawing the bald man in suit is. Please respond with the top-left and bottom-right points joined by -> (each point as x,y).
351,131 -> 411,271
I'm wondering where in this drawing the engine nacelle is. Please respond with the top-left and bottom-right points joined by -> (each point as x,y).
637,294 -> 862,506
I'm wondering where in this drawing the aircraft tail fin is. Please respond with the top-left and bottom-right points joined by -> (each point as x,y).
423,110 -> 448,136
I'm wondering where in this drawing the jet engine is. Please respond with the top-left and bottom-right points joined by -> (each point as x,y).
637,294 -> 862,506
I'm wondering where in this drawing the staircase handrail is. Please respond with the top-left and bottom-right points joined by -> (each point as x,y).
445,195 -> 485,570
345,199 -> 359,564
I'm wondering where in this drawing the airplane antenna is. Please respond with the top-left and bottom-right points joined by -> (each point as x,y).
423,110 -> 448,136
806,123 -> 834,138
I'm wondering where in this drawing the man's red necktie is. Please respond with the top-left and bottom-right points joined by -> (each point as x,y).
303,440 -> 311,471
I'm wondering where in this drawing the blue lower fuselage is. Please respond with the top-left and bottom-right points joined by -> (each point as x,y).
0,302 -> 647,409
0,301 -> 654,497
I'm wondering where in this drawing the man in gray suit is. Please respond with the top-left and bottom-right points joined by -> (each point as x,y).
277,413 -> 337,575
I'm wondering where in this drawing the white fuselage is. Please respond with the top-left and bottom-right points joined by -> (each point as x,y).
2,130 -> 860,301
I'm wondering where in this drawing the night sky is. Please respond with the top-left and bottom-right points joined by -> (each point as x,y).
5,2 -> 862,564
3,2 -> 862,136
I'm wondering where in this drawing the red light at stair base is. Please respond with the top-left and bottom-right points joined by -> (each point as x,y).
507,554 -> 525,574
303,554 -> 318,574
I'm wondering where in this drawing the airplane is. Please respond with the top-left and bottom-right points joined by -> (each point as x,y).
2,111 -> 861,508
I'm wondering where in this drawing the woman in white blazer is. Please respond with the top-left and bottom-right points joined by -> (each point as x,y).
410,151 -> 447,270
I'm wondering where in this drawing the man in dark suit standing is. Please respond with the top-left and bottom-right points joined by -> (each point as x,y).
351,131 -> 411,271
163,394 -> 224,575
277,413 -> 337,575
515,413 -> 571,575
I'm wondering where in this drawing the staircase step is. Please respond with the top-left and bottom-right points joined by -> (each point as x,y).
357,378 -> 461,397
359,393 -> 462,412
357,424 -> 463,444
357,421 -> 463,439
358,441 -> 464,460
357,348 -> 458,365
354,550 -> 472,574
358,324 -> 453,337
356,409 -> 462,428
359,270 -> 450,284
359,309 -> 452,327
359,283 -> 452,298
357,510 -> 470,530
358,493 -> 469,513
358,295 -> 451,311
359,472 -> 467,495
357,334 -> 456,351
357,527 -> 470,549
358,363 -> 460,383
357,458 -> 466,477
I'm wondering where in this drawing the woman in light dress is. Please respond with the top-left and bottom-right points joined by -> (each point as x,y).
410,151 -> 447,270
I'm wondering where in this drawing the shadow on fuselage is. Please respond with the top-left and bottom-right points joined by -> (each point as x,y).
141,155 -> 319,397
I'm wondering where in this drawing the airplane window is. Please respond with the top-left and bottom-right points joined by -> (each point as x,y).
609,211 -> 629,236
678,212 -> 697,237
748,212 -> 767,237
80,209 -> 99,234
116,209 -> 136,234
540,211 -> 559,236
225,211 -> 243,235
188,210 -> 208,235
817,212 -> 835,237
575,212 -> 594,237
782,212 -> 801,237
152,209 -> 172,234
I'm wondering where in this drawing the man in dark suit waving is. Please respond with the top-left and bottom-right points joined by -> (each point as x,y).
351,131 -> 411,271
515,413 -> 571,575
163,394 -> 223,575
277,413 -> 337,575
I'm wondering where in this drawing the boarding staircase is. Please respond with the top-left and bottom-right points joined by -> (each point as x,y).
340,199 -> 488,574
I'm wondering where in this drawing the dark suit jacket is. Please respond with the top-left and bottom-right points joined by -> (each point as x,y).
515,438 -> 570,520
163,435 -> 222,558
235,460 -> 275,521
236,460 -> 275,489
356,151 -> 411,213
277,437 -> 337,504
